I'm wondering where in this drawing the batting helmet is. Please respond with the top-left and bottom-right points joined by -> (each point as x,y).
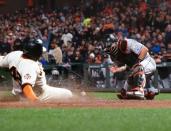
23,39 -> 43,61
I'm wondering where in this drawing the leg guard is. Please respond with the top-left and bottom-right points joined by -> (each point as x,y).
126,64 -> 146,99
128,64 -> 146,88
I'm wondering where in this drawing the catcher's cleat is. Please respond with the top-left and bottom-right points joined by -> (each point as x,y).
126,94 -> 145,100
145,92 -> 155,100
144,87 -> 159,100
127,87 -> 145,100
117,93 -> 145,100
117,94 -> 127,99
117,88 -> 127,99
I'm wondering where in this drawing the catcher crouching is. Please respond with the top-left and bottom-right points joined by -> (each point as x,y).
105,38 -> 159,100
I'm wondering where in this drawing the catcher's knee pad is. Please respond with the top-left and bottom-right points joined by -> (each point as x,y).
128,64 -> 146,88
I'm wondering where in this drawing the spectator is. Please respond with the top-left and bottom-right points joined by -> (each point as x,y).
0,0 -> 170,81
48,38 -> 63,64
165,24 -> 171,51
61,29 -> 73,46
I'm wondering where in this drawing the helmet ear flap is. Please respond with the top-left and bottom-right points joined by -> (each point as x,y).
35,39 -> 43,45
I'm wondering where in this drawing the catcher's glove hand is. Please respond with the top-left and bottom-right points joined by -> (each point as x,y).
103,47 -> 111,55
110,66 -> 119,73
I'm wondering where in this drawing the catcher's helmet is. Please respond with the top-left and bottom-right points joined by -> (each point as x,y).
23,39 -> 43,61
104,44 -> 119,56
103,45 -> 119,61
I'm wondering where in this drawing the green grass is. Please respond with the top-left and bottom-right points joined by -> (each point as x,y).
90,92 -> 171,100
0,108 -> 171,131
0,92 -> 171,131
1,91 -> 171,101
90,92 -> 118,100
155,93 -> 171,100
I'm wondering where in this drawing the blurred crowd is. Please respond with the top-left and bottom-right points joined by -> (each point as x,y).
0,0 -> 171,65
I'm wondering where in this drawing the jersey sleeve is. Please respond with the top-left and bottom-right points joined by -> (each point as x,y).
126,39 -> 144,55
0,55 -> 10,67
0,51 -> 23,68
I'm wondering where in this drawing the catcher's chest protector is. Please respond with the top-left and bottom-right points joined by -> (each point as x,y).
116,50 -> 139,67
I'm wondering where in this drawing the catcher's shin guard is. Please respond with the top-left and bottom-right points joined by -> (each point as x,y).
120,64 -> 146,100
128,64 -> 146,88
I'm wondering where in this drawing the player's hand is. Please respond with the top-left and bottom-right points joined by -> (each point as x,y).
110,66 -> 119,73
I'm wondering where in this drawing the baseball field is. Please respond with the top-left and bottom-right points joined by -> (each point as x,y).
0,92 -> 171,131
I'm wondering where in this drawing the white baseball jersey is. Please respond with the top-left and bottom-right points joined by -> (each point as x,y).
0,51 -> 73,101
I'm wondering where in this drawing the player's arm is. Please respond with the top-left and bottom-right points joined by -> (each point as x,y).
22,84 -> 38,101
128,39 -> 149,62
0,56 -> 4,61
110,65 -> 127,73
138,46 -> 148,61
0,55 -> 9,67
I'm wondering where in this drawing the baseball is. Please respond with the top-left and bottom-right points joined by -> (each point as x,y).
89,53 -> 95,58
80,91 -> 87,96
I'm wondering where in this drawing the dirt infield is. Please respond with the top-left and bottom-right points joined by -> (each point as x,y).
0,90 -> 171,109
1,98 -> 171,108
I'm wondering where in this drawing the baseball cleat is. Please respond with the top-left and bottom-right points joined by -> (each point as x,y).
126,94 -> 145,100
117,93 -> 145,100
117,88 -> 128,99
117,87 -> 145,100
117,94 -> 126,99
144,87 -> 160,100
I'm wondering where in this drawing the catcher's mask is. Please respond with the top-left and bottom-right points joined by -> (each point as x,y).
104,45 -> 119,61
